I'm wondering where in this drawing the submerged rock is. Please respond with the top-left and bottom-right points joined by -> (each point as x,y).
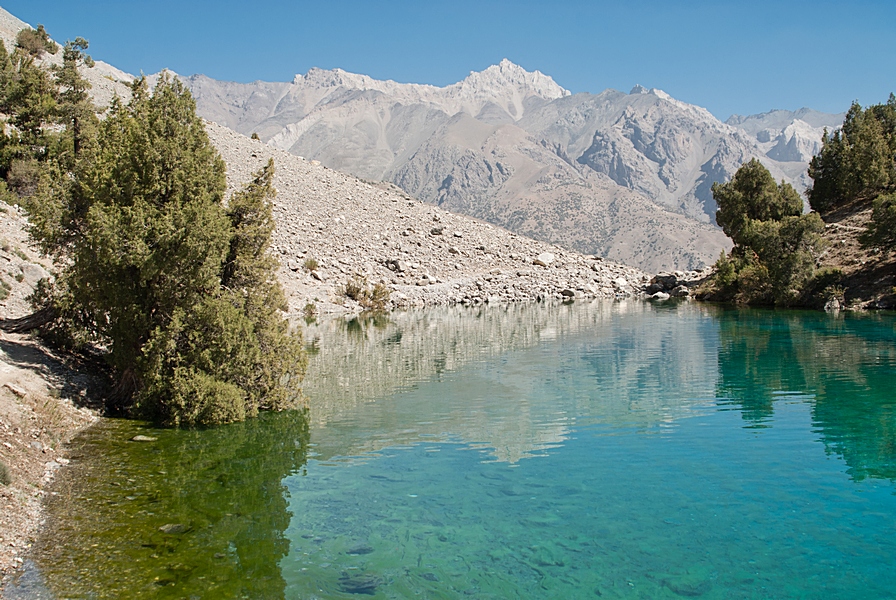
338,572 -> 381,595
158,523 -> 189,535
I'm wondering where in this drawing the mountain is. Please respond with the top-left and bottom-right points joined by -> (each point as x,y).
177,63 -> 843,271
180,64 -> 733,271
0,2 -> 843,273
726,108 -> 845,191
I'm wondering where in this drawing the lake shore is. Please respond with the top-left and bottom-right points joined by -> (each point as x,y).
0,331 -> 99,592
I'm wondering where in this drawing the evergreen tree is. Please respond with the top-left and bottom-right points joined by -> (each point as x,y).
0,32 -> 63,194
863,192 -> 896,249
714,158 -> 803,243
53,38 -> 96,163
808,96 -> 896,212
30,75 -> 305,425
706,159 -> 825,305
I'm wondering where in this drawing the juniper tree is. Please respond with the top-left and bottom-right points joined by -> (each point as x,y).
53,38 -> 96,162
808,96 -> 896,213
708,159 -> 824,305
15,24 -> 56,58
0,39 -> 57,187
30,75 -> 305,425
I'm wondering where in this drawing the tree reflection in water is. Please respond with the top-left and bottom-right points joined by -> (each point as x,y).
37,410 -> 310,599
716,308 -> 896,482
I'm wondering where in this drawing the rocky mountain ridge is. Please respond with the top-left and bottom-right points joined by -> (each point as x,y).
177,62 -> 843,271
0,5 -> 845,277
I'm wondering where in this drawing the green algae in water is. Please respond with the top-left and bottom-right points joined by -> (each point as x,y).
31,302 -> 896,598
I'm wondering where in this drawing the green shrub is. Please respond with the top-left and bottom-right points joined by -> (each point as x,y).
799,267 -> 846,308
0,459 -> 11,485
342,276 -> 366,302
366,283 -> 391,311
302,302 -> 317,323
15,25 -> 57,57
303,257 -> 319,272
7,159 -> 43,199
339,276 -> 391,311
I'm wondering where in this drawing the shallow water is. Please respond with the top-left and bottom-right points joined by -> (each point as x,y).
30,301 -> 896,598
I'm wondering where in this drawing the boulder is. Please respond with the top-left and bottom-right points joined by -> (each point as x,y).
534,252 -> 555,267
651,272 -> 678,291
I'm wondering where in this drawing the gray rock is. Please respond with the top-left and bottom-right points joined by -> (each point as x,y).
824,296 -> 841,313
159,523 -> 189,534
651,272 -> 678,291
534,252 -> 555,267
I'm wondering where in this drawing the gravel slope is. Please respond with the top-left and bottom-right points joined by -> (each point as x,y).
207,121 -> 650,317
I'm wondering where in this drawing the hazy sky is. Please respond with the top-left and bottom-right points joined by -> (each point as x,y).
4,0 -> 893,119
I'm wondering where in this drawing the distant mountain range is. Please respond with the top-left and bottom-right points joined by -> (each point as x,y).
0,2 -> 844,272
176,61 -> 843,271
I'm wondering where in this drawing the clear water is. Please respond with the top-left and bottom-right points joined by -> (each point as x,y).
29,301 -> 896,598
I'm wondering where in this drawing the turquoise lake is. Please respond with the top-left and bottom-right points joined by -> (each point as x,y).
24,301 -> 896,598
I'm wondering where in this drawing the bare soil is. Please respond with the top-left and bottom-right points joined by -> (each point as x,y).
0,204 -> 103,592
818,199 -> 896,310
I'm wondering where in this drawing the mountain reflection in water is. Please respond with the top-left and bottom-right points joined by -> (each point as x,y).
302,301 -> 722,464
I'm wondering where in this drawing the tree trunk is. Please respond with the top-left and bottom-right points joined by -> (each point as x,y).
0,306 -> 57,333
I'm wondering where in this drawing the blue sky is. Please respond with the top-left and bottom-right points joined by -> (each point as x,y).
4,0 -> 893,119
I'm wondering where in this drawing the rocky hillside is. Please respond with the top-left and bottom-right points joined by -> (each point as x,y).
815,200 -> 896,310
178,63 -> 843,271
207,122 -> 653,316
